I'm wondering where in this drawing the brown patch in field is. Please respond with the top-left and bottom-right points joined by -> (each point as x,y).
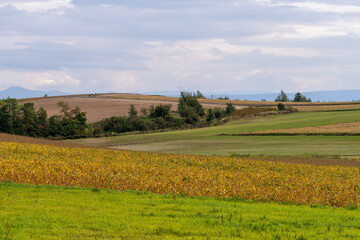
257,121 -> 360,134
0,133 -> 91,149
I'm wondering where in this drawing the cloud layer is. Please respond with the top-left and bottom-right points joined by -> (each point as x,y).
0,0 -> 360,93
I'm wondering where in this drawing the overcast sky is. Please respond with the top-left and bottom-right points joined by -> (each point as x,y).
0,0 -> 360,94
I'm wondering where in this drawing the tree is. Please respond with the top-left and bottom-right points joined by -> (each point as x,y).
128,104 -> 138,118
275,90 -> 289,102
195,90 -> 205,98
49,102 -> 87,137
293,92 -> 312,102
20,102 -> 37,137
149,104 -> 172,118
178,91 -> 204,124
206,108 -> 215,122
0,98 -> 22,134
225,103 -> 236,114
277,103 -> 286,111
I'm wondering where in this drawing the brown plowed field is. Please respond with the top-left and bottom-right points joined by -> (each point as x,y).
20,94 -> 246,123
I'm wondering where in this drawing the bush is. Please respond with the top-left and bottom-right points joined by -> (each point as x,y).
277,103 -> 286,111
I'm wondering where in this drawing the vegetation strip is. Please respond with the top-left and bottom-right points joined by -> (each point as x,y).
1,142 -> 359,207
1,182 -> 360,239
218,133 -> 360,136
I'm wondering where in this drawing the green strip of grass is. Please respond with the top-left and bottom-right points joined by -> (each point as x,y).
69,110 -> 360,148
110,135 -> 360,156
1,182 -> 359,239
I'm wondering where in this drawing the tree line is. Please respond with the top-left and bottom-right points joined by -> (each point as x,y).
275,90 -> 312,102
0,91 -> 237,139
0,98 -> 87,138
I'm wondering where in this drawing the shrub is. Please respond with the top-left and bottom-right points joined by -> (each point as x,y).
277,103 -> 286,111
225,103 -> 236,114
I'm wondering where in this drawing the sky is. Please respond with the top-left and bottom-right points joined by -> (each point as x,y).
0,0 -> 360,94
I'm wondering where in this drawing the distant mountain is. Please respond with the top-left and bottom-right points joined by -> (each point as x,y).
0,87 -> 71,99
145,90 -> 360,102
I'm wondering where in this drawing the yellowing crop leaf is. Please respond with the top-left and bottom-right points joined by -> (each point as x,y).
0,142 -> 359,207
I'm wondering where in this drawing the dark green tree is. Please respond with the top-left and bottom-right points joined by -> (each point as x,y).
275,90 -> 289,102
277,103 -> 286,111
128,104 -> 138,118
293,92 -> 312,102
225,103 -> 236,114
149,104 -> 172,118
178,91 -> 204,124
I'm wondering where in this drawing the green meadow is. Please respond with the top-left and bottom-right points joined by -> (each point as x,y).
70,110 -> 360,156
1,182 -> 360,240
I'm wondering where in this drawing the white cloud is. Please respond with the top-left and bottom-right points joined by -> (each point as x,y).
0,0 -> 360,93
283,2 -> 360,13
0,0 -> 73,13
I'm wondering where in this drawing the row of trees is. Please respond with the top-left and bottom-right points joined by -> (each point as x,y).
0,91 -> 238,138
0,98 -> 87,138
275,90 -> 312,102
95,91 -> 237,135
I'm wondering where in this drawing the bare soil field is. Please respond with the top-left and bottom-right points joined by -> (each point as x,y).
257,121 -> 360,134
20,94 -> 246,123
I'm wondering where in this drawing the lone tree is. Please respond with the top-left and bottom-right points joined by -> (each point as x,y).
293,92 -> 312,102
275,90 -> 289,102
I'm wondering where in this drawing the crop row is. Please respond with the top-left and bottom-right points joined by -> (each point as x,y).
0,142 -> 359,207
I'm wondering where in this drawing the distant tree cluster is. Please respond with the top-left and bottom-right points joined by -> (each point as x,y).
275,90 -> 311,102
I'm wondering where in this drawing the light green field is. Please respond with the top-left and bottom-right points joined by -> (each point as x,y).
69,110 -> 360,156
1,182 -> 360,240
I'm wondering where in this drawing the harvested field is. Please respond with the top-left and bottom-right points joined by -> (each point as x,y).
256,121 -> 360,134
21,94 -> 246,123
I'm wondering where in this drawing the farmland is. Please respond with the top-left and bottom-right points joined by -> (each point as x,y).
1,142 -> 360,207
2,182 -> 360,240
19,93 -> 360,123
2,95 -> 360,239
70,110 -> 360,157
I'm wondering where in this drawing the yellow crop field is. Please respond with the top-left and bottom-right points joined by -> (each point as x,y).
1,142 -> 359,207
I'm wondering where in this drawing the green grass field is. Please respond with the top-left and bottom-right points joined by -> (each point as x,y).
69,110 -> 360,156
1,182 -> 360,240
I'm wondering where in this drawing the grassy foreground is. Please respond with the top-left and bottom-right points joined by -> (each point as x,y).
1,182 -> 360,240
